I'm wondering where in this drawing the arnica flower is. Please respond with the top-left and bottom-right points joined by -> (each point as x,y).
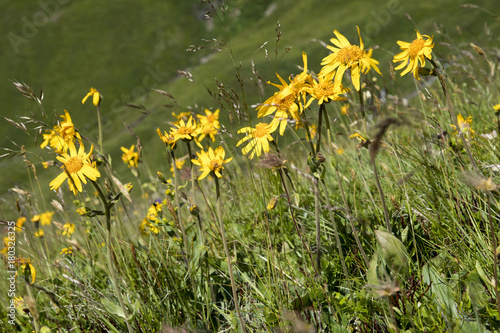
82,87 -> 101,106
303,71 -> 349,105
62,223 -> 75,237
320,26 -> 381,91
40,110 -> 81,152
169,116 -> 202,148
494,104 -> 500,114
451,114 -> 474,138
172,111 -> 192,123
15,217 -> 26,233
40,211 -> 54,226
140,218 -> 160,235
121,145 -> 139,168
237,122 -> 274,159
60,247 -> 73,255
257,74 -> 303,135
49,141 -> 101,195
170,158 -> 186,174
393,30 -> 434,80
156,128 -> 176,148
191,146 -> 233,180
197,108 -> 220,142
16,257 -> 36,284
34,229 -> 44,237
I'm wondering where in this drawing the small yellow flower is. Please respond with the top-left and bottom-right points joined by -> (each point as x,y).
49,141 -> 101,195
34,229 -> 44,237
267,197 -> 279,210
172,111 -> 192,123
156,128 -> 176,148
494,104 -> 500,112
31,215 -> 40,223
320,26 -> 381,91
451,114 -> 474,138
60,247 -> 73,255
349,132 -> 367,141
15,217 -> 26,233
76,207 -> 87,215
237,123 -> 274,159
197,108 -> 220,142
303,71 -> 349,105
341,104 -> 349,115
191,146 -> 233,180
170,158 -> 186,174
82,87 -> 101,106
62,223 -> 75,237
40,211 -> 54,226
40,110 -> 81,153
393,30 -> 434,80
121,145 -> 139,168
42,161 -> 50,169
170,116 -> 202,147
18,258 -> 36,284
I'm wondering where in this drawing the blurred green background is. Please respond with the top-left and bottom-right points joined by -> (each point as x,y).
1,0 -> 498,202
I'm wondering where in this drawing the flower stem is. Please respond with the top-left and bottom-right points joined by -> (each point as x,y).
92,180 -> 133,333
170,150 -> 189,260
486,192 -> 500,318
214,177 -> 246,332
96,103 -> 104,155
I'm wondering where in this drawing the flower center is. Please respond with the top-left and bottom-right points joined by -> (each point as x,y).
65,156 -> 83,174
254,123 -> 269,138
207,115 -> 215,123
337,45 -> 363,65
408,38 -> 425,58
277,95 -> 295,111
210,159 -> 221,172
177,127 -> 193,136
317,82 -> 335,97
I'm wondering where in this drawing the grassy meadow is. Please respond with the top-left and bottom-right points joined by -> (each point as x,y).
2,0 -> 500,332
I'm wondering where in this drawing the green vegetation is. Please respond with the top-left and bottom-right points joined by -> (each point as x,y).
2,0 -> 500,332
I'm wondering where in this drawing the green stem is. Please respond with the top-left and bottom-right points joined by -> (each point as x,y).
316,103 -> 325,155
487,193 -> 500,318
358,88 -> 367,133
25,277 -> 40,333
96,103 -> 104,155
314,177 -> 321,275
370,154 -> 392,234
92,181 -> 133,333
170,150 -> 189,261
215,177 -> 246,332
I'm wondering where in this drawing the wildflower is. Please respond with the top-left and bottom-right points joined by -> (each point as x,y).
237,123 -> 274,159
40,110 -> 81,152
62,223 -> 75,237
350,132 -> 369,148
451,114 -> 474,137
191,146 -> 233,180
147,201 -> 163,221
267,197 -> 279,210
172,111 -> 192,123
170,158 -> 186,174
15,217 -> 26,233
303,71 -> 349,105
170,116 -> 198,141
341,104 -> 349,115
60,247 -> 73,255
1,235 -> 14,255
124,183 -> 133,192
393,30 -> 434,80
197,108 -> 220,142
76,207 -> 87,216
121,145 -> 139,168
34,229 -> 44,237
31,215 -> 40,223
17,257 -> 36,284
49,141 -> 101,195
320,26 -> 381,91
40,211 -> 54,226
494,104 -> 500,114
82,87 -> 100,106
156,128 -> 176,148
42,161 -> 50,169
139,218 -> 159,235
257,73 -> 302,135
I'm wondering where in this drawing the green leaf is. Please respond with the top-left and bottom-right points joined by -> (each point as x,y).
375,230 -> 409,275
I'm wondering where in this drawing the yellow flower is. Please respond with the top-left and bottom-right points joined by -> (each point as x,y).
172,111 -> 192,123
34,229 -> 44,237
494,104 -> 500,112
267,197 -> 279,210
40,110 -> 81,153
169,158 -> 186,174
197,109 -> 220,142
60,247 -> 73,255
257,73 -> 302,135
320,26 -> 381,91
31,215 -> 40,223
62,223 -> 75,237
191,146 -> 233,180
169,116 -> 202,148
49,141 -> 101,195
156,128 -> 177,148
451,114 -> 474,137
15,217 -> 26,233
42,161 -> 50,169
76,207 -> 87,215
121,145 -> 139,168
393,30 -> 434,80
139,218 -> 159,235
341,104 -> 349,115
40,211 -> 54,226
303,71 -> 349,105
82,87 -> 101,106
17,257 -> 36,284
147,201 -> 163,221
237,123 -> 274,159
